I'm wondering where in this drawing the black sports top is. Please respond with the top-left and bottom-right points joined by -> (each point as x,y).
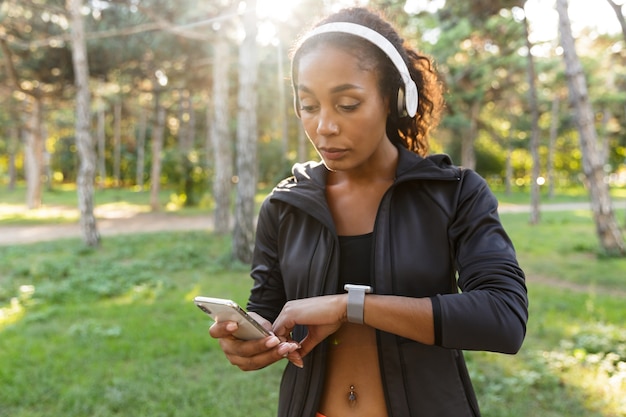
337,232 -> 373,292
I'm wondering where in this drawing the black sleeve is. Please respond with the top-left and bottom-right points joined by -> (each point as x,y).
439,170 -> 528,354
246,197 -> 287,323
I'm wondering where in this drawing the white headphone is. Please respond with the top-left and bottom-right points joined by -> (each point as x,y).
293,21 -> 419,119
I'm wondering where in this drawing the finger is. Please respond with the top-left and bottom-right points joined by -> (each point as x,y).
209,320 -> 239,338
225,340 -> 299,371
294,333 -> 324,358
272,319 -> 296,339
285,351 -> 304,368
222,334 -> 281,357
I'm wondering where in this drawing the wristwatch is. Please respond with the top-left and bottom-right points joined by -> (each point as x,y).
344,284 -> 373,324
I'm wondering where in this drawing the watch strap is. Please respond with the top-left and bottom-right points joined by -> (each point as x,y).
344,284 -> 372,324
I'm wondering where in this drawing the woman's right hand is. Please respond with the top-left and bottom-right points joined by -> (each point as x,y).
208,312 -> 303,370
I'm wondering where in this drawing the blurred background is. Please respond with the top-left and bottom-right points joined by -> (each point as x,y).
0,1 -> 625,416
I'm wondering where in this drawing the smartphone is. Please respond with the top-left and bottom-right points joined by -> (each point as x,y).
193,296 -> 271,340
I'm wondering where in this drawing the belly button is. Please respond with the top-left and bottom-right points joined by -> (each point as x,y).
348,385 -> 357,404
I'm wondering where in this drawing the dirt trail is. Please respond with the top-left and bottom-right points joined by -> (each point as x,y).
0,208 -> 214,246
0,201 -> 594,246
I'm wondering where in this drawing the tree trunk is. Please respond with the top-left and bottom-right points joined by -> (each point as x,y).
233,0 -> 258,263
179,92 -> 196,206
211,36 -> 233,234
599,107 -> 611,164
23,96 -> 44,209
461,100 -> 479,170
150,97 -> 166,211
548,95 -> 560,199
97,104 -> 106,189
113,99 -> 122,187
525,15 -> 541,225
43,125 -> 52,191
505,138 -> 512,196
68,0 -> 100,247
606,0 -> 626,43
7,125 -> 18,190
557,0 -> 625,256
136,106 -> 147,188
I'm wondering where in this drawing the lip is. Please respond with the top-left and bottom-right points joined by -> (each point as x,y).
319,148 -> 348,161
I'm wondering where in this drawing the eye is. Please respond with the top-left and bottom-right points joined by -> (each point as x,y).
336,98 -> 361,112
337,103 -> 360,112
298,98 -> 319,114
300,104 -> 318,114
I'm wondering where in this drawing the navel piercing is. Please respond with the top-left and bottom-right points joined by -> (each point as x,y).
348,385 -> 357,403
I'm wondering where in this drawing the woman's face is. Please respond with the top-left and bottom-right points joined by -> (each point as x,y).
295,45 -> 393,173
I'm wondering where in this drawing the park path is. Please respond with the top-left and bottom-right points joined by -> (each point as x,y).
0,210 -> 214,246
0,201 -> 592,246
0,201 -> 595,247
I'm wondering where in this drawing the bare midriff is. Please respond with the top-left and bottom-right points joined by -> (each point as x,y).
318,323 -> 388,417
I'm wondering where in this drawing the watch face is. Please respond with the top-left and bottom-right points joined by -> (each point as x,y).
344,284 -> 372,293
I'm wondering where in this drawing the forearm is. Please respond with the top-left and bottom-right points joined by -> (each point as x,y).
362,295 -> 435,345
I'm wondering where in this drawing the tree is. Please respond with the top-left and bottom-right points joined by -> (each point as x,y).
211,34 -> 233,235
150,86 -> 166,211
523,11 -> 541,225
606,0 -> 626,42
556,0 -> 625,256
431,1 -> 526,170
68,0 -> 100,246
232,0 -> 258,263
0,0 -> 74,208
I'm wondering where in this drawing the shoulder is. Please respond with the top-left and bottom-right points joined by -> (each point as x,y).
259,159 -> 330,223
272,160 -> 326,190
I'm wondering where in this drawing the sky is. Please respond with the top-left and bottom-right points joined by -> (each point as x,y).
524,0 -> 622,42
257,0 -> 623,44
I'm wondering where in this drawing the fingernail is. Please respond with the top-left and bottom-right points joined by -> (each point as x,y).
290,358 -> 304,369
265,336 -> 280,348
277,343 -> 291,356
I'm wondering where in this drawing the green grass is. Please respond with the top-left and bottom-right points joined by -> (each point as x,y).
0,232 -> 283,417
501,209 -> 626,289
1,186 -> 626,416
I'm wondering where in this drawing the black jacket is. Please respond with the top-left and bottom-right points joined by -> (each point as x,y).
248,146 -> 528,417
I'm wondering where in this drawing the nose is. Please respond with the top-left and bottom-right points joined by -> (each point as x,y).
316,108 -> 339,136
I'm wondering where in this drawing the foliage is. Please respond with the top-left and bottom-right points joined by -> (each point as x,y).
2,0 -> 626,197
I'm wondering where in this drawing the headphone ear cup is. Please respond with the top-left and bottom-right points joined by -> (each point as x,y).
397,87 -> 407,117
404,80 -> 419,118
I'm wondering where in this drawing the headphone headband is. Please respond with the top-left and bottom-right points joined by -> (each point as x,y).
294,22 -> 418,118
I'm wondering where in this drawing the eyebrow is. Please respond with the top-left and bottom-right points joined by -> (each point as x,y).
298,83 -> 364,94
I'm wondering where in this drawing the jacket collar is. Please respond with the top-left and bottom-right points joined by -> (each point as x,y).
268,146 -> 461,229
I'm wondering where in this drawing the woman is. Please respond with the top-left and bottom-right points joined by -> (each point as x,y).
209,7 -> 528,417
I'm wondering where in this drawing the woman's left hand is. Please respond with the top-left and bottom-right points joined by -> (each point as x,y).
272,294 -> 347,358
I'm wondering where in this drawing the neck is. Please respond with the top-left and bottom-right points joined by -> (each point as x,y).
328,141 -> 398,186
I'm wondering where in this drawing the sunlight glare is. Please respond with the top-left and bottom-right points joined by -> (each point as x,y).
404,0 -> 445,14
257,0 -> 301,22
525,0 -> 621,43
